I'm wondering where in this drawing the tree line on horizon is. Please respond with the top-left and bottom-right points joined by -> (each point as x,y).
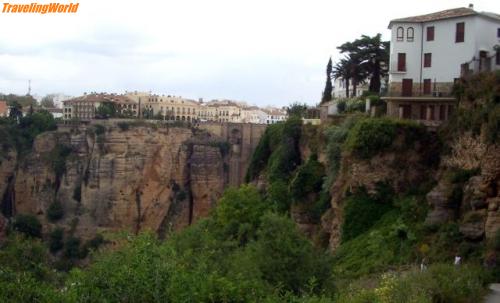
321,34 -> 390,103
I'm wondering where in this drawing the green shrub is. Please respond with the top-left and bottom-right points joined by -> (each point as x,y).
346,117 -> 428,159
266,180 -> 291,213
80,234 -> 105,258
49,228 -> 64,253
442,72 -> 500,144
249,212 -> 333,294
46,201 -> 64,222
341,188 -> 394,242
212,185 -> 270,244
12,214 -> 42,238
245,116 -> 302,183
383,264 -> 487,303
245,124 -> 274,181
176,189 -> 187,201
337,99 -> 347,113
0,234 -> 50,278
93,124 -> 106,135
64,236 -> 82,259
346,98 -> 365,113
117,122 -> 130,131
289,155 -> 325,203
333,210 -> 417,279
324,115 -> 361,181
0,269 -> 63,303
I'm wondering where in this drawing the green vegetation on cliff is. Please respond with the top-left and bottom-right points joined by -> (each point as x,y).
0,110 -> 57,157
344,117 -> 427,159
0,186 -> 334,302
246,116 -> 302,183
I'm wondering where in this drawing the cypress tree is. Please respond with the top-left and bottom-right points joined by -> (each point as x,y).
321,57 -> 333,104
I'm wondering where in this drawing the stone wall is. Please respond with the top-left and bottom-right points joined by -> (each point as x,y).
198,122 -> 267,185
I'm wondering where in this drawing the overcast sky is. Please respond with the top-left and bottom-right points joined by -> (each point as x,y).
0,0 -> 499,106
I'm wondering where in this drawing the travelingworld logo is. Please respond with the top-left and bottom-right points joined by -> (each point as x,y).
2,2 -> 79,14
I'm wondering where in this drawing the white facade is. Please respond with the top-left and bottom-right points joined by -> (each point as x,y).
241,107 -> 268,124
333,78 -> 367,98
388,7 -> 500,96
264,107 -> 287,124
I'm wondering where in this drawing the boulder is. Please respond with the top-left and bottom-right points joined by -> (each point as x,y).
425,181 -> 455,226
460,210 -> 486,240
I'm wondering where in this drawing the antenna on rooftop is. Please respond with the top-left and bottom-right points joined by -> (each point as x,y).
27,79 -> 31,96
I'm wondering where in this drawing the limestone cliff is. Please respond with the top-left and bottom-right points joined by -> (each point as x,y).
0,124 -> 239,239
321,136 -> 438,251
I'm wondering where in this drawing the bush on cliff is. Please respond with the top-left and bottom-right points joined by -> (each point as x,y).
0,110 -> 57,156
211,185 -> 270,244
341,187 -> 394,243
12,214 -> 42,238
48,228 -> 64,253
47,201 -> 64,222
289,155 -> 325,203
344,117 -> 425,159
247,212 -> 333,294
442,71 -> 500,144
266,179 -> 291,213
245,116 -> 302,182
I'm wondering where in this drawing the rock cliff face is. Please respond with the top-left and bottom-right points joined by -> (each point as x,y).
0,125 -> 235,239
425,145 -> 500,240
322,139 -> 437,251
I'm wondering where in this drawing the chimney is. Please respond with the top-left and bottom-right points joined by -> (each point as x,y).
468,3 -> 474,9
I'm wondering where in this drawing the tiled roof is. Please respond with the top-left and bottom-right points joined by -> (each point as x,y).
388,7 -> 500,27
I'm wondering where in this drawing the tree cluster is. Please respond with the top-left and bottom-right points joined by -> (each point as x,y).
323,34 -> 389,100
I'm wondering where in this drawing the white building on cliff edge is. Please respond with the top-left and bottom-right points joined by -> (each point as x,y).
383,5 -> 500,126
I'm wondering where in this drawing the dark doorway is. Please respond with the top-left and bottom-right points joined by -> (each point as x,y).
402,79 -> 413,97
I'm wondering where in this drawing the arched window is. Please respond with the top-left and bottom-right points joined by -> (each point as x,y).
407,27 -> 414,42
397,27 -> 404,41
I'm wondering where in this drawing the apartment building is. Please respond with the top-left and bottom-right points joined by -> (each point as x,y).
241,106 -> 268,124
206,100 -> 242,123
63,93 -> 137,120
383,6 -> 500,126
263,107 -> 287,124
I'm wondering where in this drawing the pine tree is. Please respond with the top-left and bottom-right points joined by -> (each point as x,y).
321,57 -> 333,104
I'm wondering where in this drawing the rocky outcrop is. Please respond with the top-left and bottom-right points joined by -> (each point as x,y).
460,210 -> 486,240
425,145 -> 500,240
0,124 -> 250,239
483,145 -> 500,239
425,180 -> 456,226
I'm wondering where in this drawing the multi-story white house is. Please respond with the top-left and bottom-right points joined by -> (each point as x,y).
263,107 -> 287,124
383,5 -> 500,126
241,106 -> 268,124
332,78 -> 368,99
